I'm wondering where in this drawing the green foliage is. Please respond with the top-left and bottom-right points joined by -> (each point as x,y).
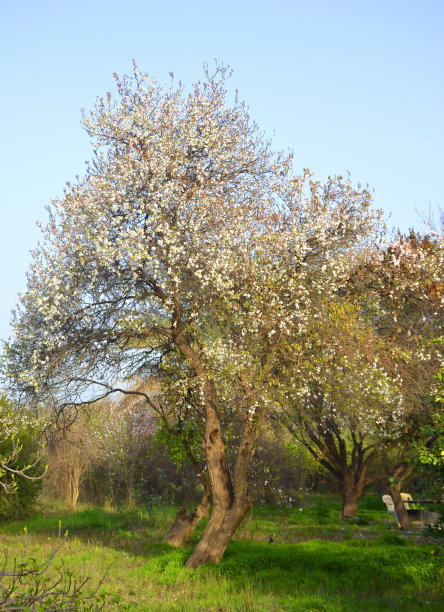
155,420 -> 204,471
412,341 -> 444,502
359,495 -> 385,511
0,428 -> 44,521
0,394 -> 44,520
377,532 -> 407,546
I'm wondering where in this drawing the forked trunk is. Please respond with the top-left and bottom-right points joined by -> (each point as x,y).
185,499 -> 252,568
185,414 -> 258,567
185,380 -> 258,567
172,326 -> 259,567
300,421 -> 377,521
163,489 -> 210,547
389,482 -> 411,531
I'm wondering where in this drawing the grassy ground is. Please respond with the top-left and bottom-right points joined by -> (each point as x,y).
0,495 -> 442,610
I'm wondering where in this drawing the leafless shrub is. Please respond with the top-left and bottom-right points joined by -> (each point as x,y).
0,524 -> 107,611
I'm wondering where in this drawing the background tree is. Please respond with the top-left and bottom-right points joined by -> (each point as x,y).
411,336 -> 444,507
355,231 -> 443,528
45,406 -> 100,510
280,299 -> 394,518
280,230 -> 443,522
93,390 -> 159,508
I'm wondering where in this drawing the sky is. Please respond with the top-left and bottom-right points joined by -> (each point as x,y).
0,0 -> 443,343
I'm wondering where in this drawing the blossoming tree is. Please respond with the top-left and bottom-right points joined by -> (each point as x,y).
5,64 -> 380,566
280,231 -> 443,522
361,231 -> 444,528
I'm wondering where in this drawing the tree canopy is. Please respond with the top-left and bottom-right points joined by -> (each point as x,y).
5,62 -> 442,564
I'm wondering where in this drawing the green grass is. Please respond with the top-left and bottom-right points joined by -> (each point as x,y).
0,496 -> 442,610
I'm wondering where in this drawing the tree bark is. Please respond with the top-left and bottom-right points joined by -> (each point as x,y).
185,415 -> 258,567
381,450 -> 415,531
185,499 -> 252,568
340,474 -> 361,518
172,310 -> 259,567
163,488 -> 210,547
389,481 -> 411,530
183,384 -> 258,567
66,467 -> 80,511
339,468 -> 366,518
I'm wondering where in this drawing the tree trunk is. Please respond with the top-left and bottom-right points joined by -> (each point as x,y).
381,452 -> 415,531
339,469 -> 366,518
66,468 -> 80,511
185,498 -> 252,568
389,482 -> 411,530
172,323 -> 259,567
340,484 -> 360,518
163,489 -> 210,547
185,411 -> 258,567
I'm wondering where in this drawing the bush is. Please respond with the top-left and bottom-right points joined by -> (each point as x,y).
359,495 -> 384,511
0,394 -> 45,521
0,430 -> 44,520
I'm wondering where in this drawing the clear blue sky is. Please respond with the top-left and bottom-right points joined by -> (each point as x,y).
1,0 -> 443,343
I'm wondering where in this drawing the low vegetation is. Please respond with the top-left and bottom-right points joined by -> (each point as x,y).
0,495 -> 442,610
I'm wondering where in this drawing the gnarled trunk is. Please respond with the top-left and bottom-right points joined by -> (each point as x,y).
186,499 -> 252,568
184,380 -> 258,568
172,318 -> 259,567
163,488 -> 210,547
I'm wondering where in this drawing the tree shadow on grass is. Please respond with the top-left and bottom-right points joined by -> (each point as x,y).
197,539 -> 442,611
0,506 -> 181,558
1,508 -> 441,610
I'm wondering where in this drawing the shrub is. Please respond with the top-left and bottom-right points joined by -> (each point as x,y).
0,394 -> 45,521
0,525 -> 107,610
0,428 -> 44,520
359,495 -> 384,511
